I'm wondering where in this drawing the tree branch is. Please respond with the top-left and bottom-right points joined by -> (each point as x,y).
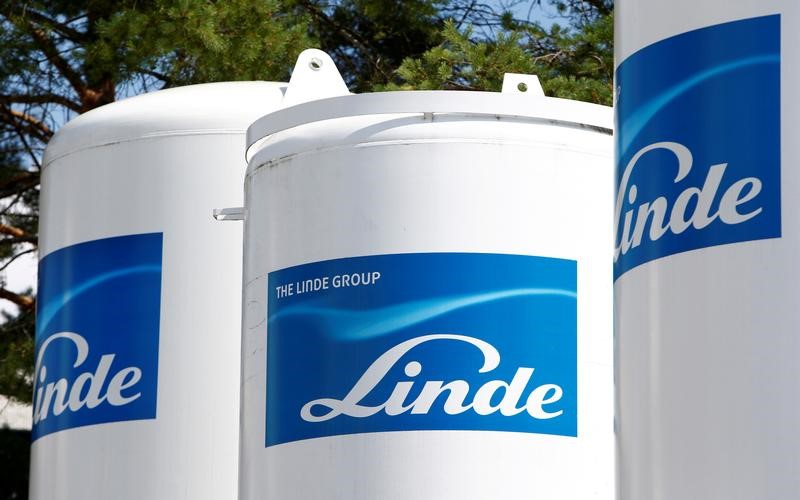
27,25 -> 86,102
2,235 -> 38,245
0,223 -> 33,239
0,288 -> 35,311
0,171 -> 40,199
582,0 -> 612,16
12,126 -> 43,170
0,106 -> 53,143
0,248 -> 35,273
136,68 -> 173,88
296,0 -> 387,80
20,7 -> 87,41
0,172 -> 39,191
0,191 -> 26,217
0,93 -> 82,113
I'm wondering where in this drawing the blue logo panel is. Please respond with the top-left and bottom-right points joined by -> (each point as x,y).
33,233 -> 162,440
615,15 -> 781,279
266,253 -> 577,447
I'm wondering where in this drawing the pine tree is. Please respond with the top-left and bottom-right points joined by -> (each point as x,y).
0,0 -> 311,403
0,0 -> 614,410
391,0 -> 613,104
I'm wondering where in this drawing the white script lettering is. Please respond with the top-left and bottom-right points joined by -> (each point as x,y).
33,332 -> 143,424
300,334 -> 564,422
614,141 -> 763,261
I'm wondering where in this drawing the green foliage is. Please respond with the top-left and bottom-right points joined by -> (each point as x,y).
293,0 -> 446,91
537,4 -> 613,104
392,1 -> 613,105
389,21 -> 537,91
0,0 -> 312,406
94,0 -> 311,86
2,1 -> 311,104
0,0 -> 614,407
0,308 -> 33,403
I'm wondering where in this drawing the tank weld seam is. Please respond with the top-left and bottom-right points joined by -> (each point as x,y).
246,114 -> 612,159
43,129 -> 247,169
248,137 -> 610,176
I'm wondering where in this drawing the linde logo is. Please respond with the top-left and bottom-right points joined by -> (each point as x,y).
33,332 -> 144,425
614,141 -> 765,263
614,15 -> 781,279
266,253 -> 577,447
33,233 -> 162,440
300,334 -> 564,423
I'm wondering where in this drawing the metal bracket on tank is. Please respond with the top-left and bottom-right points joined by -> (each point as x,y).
280,49 -> 350,108
212,207 -> 245,221
502,73 -> 545,96
246,55 -> 612,160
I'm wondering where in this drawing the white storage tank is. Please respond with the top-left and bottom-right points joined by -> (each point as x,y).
31,81 -> 286,500
615,2 -> 797,499
239,50 -> 614,499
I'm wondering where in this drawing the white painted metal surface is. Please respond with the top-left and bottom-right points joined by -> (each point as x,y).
616,3 -> 799,499
31,81 -> 286,500
240,50 -> 614,500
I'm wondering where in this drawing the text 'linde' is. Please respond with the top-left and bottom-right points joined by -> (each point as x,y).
615,141 -> 764,263
33,332 -> 143,424
301,334 -> 564,423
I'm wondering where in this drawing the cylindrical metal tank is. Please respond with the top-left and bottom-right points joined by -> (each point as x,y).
31,81 -> 286,500
239,50 -> 614,499
615,3 -> 797,499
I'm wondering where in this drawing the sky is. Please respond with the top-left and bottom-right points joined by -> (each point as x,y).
508,0 -> 563,26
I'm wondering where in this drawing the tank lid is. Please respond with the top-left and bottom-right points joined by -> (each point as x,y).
44,81 -> 287,167
247,90 -> 612,159
246,50 -> 611,159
